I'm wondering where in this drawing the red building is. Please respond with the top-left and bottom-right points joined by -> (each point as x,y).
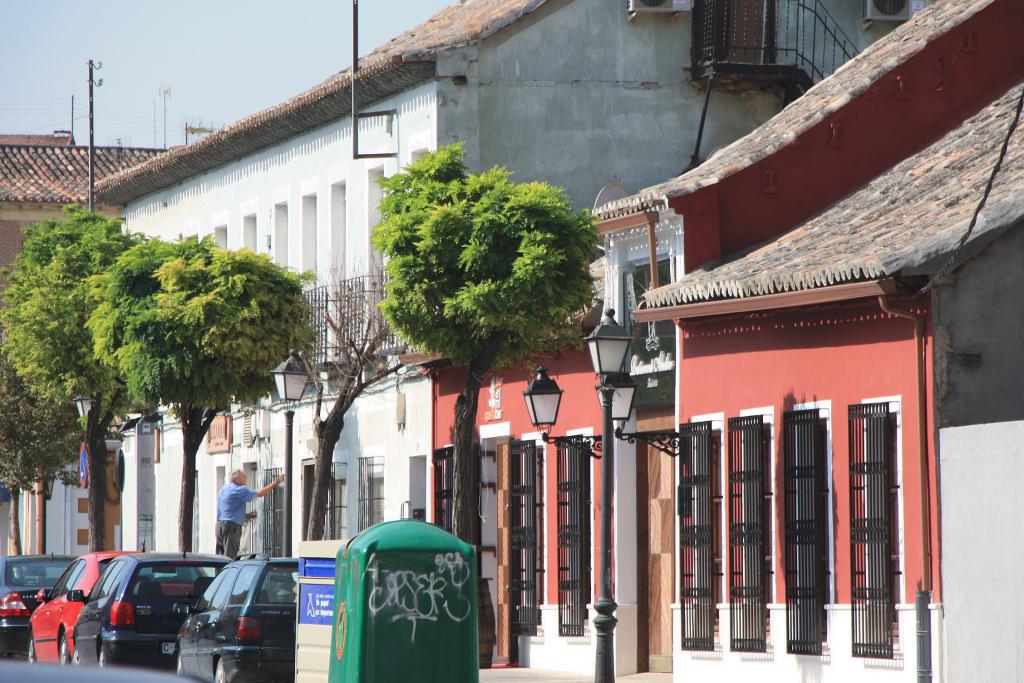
592,0 -> 1023,681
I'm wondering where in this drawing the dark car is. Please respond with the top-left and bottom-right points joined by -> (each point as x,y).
176,555 -> 297,683
0,555 -> 73,657
69,553 -> 227,669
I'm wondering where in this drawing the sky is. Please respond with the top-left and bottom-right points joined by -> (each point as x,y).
2,0 -> 452,149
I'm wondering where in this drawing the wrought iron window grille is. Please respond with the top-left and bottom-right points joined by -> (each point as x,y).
783,409 -> 830,656
557,438 -> 592,637
261,467 -> 285,557
433,446 -> 455,533
541,433 -> 602,458
849,402 -> 900,659
510,439 -> 542,636
679,421 -> 722,652
727,414 -> 773,653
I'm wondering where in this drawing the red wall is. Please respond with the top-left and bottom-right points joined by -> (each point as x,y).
432,349 -> 607,603
677,297 -> 940,603
676,0 -> 1024,274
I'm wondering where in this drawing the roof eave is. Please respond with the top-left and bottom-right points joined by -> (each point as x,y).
634,278 -> 901,323
96,59 -> 436,206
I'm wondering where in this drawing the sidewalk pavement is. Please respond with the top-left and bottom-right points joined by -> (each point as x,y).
480,669 -> 672,683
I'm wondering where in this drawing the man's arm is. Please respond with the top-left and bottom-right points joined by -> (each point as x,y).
255,473 -> 286,498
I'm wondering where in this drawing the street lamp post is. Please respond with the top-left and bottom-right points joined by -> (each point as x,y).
271,349 -> 309,557
524,309 -> 635,683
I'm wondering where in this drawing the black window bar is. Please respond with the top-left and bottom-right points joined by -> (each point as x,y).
328,462 -> 348,540
357,456 -> 384,531
849,403 -> 900,659
261,467 -> 284,557
510,439 -> 542,636
783,409 -> 830,655
728,415 -> 772,653
557,438 -> 592,637
679,421 -> 722,651
433,446 -> 455,533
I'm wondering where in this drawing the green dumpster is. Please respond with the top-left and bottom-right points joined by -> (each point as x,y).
329,519 -> 480,683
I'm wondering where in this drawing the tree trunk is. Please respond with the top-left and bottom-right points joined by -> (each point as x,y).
86,404 -> 109,552
9,489 -> 21,555
307,408 -> 345,541
178,406 -> 216,553
451,333 -> 506,544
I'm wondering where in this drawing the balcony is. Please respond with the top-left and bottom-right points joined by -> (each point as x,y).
692,0 -> 857,97
305,275 -> 403,368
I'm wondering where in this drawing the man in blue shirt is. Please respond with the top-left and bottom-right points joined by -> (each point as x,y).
216,469 -> 285,558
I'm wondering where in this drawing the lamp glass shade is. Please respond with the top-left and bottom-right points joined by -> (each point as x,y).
73,395 -> 93,418
271,350 -> 309,402
585,309 -> 631,376
608,374 -> 637,423
523,367 -> 563,428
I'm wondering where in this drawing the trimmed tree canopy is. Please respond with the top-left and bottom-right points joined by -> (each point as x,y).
89,236 -> 314,410
2,206 -> 141,405
372,144 -> 597,367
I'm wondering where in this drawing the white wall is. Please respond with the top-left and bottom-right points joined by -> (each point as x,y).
124,81 -> 437,284
939,420 -> 1022,683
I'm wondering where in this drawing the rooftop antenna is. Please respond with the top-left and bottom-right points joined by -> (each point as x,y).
160,86 -> 172,148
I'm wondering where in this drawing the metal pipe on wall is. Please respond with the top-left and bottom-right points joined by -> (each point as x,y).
877,295 -> 932,683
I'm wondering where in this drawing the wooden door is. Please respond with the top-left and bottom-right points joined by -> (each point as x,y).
495,438 -> 513,664
636,411 -> 676,673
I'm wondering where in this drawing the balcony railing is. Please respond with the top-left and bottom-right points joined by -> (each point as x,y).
692,0 -> 857,93
305,275 -> 403,368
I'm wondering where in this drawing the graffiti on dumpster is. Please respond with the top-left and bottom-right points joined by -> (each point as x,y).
366,552 -> 472,642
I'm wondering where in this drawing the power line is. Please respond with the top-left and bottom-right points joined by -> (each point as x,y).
929,85 -> 1024,285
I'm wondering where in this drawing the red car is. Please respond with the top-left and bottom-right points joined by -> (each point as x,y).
26,551 -> 131,664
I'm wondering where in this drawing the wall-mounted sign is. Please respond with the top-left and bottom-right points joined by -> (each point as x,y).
206,414 -> 232,454
299,583 -> 335,626
630,333 -> 675,409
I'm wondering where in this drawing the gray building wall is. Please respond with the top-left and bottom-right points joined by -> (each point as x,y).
934,223 -> 1024,681
438,0 -> 885,211
934,223 -> 1024,428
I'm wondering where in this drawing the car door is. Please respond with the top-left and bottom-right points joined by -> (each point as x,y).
73,559 -> 127,663
32,559 -> 83,661
219,564 -> 261,649
195,567 -> 237,679
179,569 -> 229,676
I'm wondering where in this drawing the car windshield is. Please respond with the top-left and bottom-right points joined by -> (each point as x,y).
127,563 -> 221,598
254,565 -> 298,605
5,559 -> 71,589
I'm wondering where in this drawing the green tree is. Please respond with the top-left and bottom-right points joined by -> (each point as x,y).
89,236 -> 313,551
2,207 -> 141,551
0,356 -> 81,555
372,145 -> 596,542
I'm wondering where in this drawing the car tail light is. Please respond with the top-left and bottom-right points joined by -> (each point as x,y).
235,616 -> 262,640
110,600 -> 135,627
0,592 -> 30,618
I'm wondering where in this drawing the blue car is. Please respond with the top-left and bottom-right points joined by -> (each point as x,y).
69,553 -> 227,669
176,555 -> 297,683
0,554 -> 73,657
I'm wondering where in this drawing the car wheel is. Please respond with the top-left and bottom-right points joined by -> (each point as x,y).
71,644 -> 81,666
58,632 -> 70,666
26,629 -> 36,664
97,640 -> 107,668
214,658 -> 227,683
176,653 -> 184,676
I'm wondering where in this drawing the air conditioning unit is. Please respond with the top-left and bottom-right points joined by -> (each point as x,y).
628,0 -> 692,14
864,0 -> 930,22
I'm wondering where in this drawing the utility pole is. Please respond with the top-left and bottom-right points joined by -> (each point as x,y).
87,60 -> 102,213
70,95 -> 75,142
160,86 -> 172,149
